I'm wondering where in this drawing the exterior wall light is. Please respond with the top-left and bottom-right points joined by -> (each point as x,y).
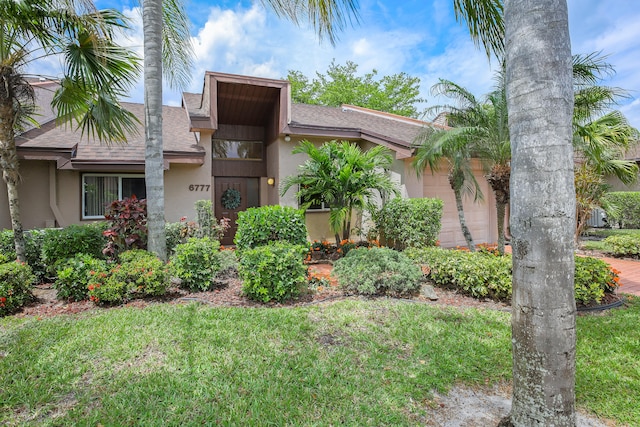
284,134 -> 291,142
267,177 -> 275,186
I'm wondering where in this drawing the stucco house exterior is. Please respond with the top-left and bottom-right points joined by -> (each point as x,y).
0,72 -> 498,247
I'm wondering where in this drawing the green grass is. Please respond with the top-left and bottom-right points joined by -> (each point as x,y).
1,298 -> 638,426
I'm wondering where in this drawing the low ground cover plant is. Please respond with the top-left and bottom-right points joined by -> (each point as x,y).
406,247 -> 620,305
0,261 -> 34,316
332,246 -> 423,296
239,242 -> 308,302
602,234 -> 640,258
406,247 -> 512,300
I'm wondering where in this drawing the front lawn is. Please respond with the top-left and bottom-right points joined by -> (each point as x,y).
1,298 -> 638,425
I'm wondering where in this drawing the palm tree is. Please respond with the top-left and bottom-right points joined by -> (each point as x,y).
142,0 -> 193,261
412,125 -> 484,251
280,140 -> 399,245
0,0 -> 140,262
505,0 -> 577,425
425,73 -> 510,253
572,53 -> 639,241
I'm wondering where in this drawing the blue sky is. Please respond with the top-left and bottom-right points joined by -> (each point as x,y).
38,0 -> 640,128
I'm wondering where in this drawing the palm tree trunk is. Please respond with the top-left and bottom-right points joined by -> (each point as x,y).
0,85 -> 26,263
453,187 -> 475,251
143,0 -> 167,261
496,200 -> 506,255
505,0 -> 576,425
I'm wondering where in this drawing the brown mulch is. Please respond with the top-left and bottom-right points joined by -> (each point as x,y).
13,265 -> 511,320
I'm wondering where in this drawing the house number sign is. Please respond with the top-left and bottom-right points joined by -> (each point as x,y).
188,184 -> 211,191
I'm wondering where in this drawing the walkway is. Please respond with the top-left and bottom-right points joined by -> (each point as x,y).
601,256 -> 640,296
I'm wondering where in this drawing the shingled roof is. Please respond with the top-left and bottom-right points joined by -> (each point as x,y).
17,99 -> 203,170
287,104 -> 446,158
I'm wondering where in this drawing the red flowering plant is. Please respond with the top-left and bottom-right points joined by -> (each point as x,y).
102,196 -> 147,260
54,254 -> 108,301
0,261 -> 35,316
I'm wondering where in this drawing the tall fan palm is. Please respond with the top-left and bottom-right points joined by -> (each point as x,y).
412,126 -> 483,251
0,0 -> 140,262
280,140 -> 399,245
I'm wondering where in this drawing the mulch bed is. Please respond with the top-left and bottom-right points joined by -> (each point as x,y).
15,269 -> 511,320
12,260 -> 625,320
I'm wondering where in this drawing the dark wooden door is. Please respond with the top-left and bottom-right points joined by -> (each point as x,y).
215,177 -> 247,246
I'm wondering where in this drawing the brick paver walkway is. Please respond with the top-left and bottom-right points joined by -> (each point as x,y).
600,256 -> 640,296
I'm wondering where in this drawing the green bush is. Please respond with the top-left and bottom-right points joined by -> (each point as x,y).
574,256 -> 619,304
234,206 -> 307,252
41,223 -> 107,274
405,247 -> 513,300
603,192 -> 640,229
0,262 -> 35,316
169,237 -> 222,291
332,247 -> 422,296
239,242 -> 307,303
88,250 -> 169,305
603,235 -> 640,258
0,229 -> 47,282
54,254 -> 109,301
375,198 -> 443,250
406,247 -> 620,305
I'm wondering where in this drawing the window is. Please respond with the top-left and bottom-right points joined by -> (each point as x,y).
212,139 -> 263,160
299,187 -> 331,211
82,174 -> 146,219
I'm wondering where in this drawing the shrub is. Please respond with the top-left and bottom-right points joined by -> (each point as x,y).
239,242 -> 308,303
0,229 -> 47,282
332,247 -> 423,296
0,262 -> 35,316
406,247 -> 620,305
41,223 -> 107,274
405,247 -> 512,300
88,250 -> 169,305
603,192 -> 640,229
169,237 -> 222,291
103,196 -> 147,259
375,198 -> 443,250
234,206 -> 307,252
603,235 -> 640,258
574,256 -> 620,305
54,254 -> 109,301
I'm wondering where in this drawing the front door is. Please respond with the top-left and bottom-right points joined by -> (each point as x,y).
215,177 -> 260,245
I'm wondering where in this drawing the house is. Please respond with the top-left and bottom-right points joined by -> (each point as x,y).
0,72 -> 498,247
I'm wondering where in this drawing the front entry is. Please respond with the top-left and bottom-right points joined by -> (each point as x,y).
215,177 -> 260,245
